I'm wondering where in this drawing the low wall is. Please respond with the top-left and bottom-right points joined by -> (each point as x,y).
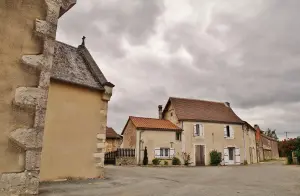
115,157 -> 136,166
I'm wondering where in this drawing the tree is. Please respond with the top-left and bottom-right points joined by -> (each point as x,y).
143,146 -> 148,165
265,128 -> 278,140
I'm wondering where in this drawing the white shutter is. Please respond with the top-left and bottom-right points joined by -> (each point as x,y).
224,126 -> 227,138
170,148 -> 175,157
193,124 -> 197,136
200,124 -> 204,136
235,148 -> 240,164
154,148 -> 160,158
230,126 -> 234,139
224,148 -> 229,165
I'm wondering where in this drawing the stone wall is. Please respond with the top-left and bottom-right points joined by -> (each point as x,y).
0,0 -> 76,195
106,138 -> 122,152
115,157 -> 136,166
122,120 -> 137,148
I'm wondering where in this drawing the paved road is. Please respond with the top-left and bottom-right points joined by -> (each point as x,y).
39,161 -> 300,196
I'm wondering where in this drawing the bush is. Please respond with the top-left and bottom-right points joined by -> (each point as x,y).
287,155 -> 293,165
172,157 -> 181,165
182,152 -> 192,166
164,161 -> 168,166
243,160 -> 248,165
152,158 -> 161,165
210,150 -> 222,166
143,147 -> 148,165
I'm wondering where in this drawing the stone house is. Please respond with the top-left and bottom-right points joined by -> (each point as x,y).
106,127 -> 122,152
161,97 -> 257,166
121,116 -> 183,164
254,125 -> 279,161
0,1 -> 113,195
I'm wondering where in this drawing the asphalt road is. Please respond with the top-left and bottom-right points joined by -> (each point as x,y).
39,161 -> 300,196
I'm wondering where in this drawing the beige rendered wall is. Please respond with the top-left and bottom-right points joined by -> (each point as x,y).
122,120 -> 137,148
163,104 -> 180,126
40,81 -> 106,181
182,121 -> 257,165
139,130 -> 182,164
0,1 -> 46,173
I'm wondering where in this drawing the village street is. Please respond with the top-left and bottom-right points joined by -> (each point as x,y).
40,161 -> 300,196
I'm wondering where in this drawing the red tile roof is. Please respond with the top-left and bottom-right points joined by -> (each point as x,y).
129,116 -> 182,131
106,127 -> 122,139
164,97 -> 244,124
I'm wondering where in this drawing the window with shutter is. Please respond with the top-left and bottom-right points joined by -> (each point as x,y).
230,126 -> 234,139
154,148 -> 160,158
194,124 -> 203,137
170,148 -> 175,157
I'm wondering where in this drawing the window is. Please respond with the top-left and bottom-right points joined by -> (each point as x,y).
226,125 -> 230,137
194,124 -> 204,137
171,112 -> 173,117
176,132 -> 181,141
224,125 -> 234,138
155,148 -> 175,158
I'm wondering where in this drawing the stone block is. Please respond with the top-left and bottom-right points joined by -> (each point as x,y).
35,19 -> 57,39
21,54 -> 44,70
0,171 -> 39,195
14,87 -> 45,108
93,153 -> 104,160
97,143 -> 105,149
25,150 -> 41,171
10,128 -> 43,150
97,133 -> 106,140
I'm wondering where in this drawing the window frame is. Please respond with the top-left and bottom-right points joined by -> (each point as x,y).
194,123 -> 204,137
176,132 -> 182,141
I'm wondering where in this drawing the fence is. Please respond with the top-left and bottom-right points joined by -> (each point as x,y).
104,148 -> 135,165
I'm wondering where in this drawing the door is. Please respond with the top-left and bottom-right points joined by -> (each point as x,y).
195,145 -> 205,166
228,147 -> 235,165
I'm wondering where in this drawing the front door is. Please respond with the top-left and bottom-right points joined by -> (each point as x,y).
228,147 -> 235,165
195,145 -> 205,166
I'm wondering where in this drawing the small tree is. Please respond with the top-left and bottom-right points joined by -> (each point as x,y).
210,150 -> 222,166
182,152 -> 192,166
152,158 -> 161,165
143,146 -> 148,165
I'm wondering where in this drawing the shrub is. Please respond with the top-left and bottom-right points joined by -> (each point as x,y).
182,152 -> 192,166
152,158 -> 161,165
172,157 -> 181,165
164,161 -> 168,166
243,160 -> 248,165
295,149 -> 300,165
210,150 -> 222,166
143,147 -> 148,165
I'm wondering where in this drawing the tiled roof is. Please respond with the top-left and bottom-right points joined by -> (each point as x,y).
165,97 -> 244,124
129,116 -> 182,131
51,41 -> 114,90
106,127 -> 122,139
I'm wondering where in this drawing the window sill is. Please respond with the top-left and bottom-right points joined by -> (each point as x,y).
225,137 -> 234,139
155,157 -> 174,160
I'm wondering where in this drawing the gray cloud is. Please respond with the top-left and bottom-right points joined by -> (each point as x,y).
58,0 -> 300,139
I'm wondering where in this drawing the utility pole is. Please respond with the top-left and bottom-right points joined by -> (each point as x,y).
284,131 -> 289,139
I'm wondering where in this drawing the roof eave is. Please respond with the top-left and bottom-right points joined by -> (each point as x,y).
178,119 -> 244,125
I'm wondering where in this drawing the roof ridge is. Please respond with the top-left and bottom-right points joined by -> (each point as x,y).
129,116 -> 166,120
170,97 -> 225,104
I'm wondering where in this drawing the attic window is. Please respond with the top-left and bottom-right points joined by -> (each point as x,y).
171,112 -> 173,117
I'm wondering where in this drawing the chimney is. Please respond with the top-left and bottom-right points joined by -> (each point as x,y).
158,105 -> 163,119
224,102 -> 230,107
254,124 -> 261,141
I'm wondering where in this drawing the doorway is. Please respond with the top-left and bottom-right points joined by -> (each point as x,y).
195,145 -> 205,166
228,147 -> 235,165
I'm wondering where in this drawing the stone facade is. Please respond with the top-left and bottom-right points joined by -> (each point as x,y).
0,1 -> 76,195
106,138 -> 122,152
115,157 -> 136,166
255,125 -> 279,161
121,120 -> 137,148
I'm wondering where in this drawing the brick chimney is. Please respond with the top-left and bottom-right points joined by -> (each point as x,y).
254,124 -> 261,141
158,105 -> 163,119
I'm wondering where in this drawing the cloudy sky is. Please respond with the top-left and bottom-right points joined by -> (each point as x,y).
57,0 -> 300,139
